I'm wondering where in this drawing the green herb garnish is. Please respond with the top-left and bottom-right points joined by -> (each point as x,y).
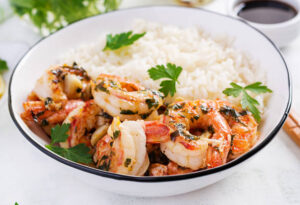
0,58 -> 8,73
120,109 -> 138,115
95,82 -> 109,93
10,0 -> 121,35
148,63 -> 182,97
113,130 -> 120,139
223,82 -> 272,122
45,123 -> 92,164
124,158 -> 131,167
145,98 -> 158,109
103,31 -> 146,51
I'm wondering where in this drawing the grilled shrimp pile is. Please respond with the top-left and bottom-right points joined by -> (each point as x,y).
21,64 -> 258,176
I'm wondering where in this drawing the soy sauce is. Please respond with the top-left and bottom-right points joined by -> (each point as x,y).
236,0 -> 298,24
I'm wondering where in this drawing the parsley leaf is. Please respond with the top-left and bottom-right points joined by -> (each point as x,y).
103,31 -> 146,51
148,63 -> 182,97
245,82 -> 273,94
0,58 -> 8,73
50,123 -> 70,144
223,82 -> 272,122
10,0 -> 121,35
46,144 -> 93,164
45,123 -> 92,164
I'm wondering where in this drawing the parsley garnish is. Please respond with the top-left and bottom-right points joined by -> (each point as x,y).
124,158 -> 131,167
103,31 -> 146,51
148,63 -> 182,97
45,123 -> 92,164
120,109 -> 138,115
223,82 -> 272,122
10,0 -> 121,35
0,58 -> 8,73
113,130 -> 120,139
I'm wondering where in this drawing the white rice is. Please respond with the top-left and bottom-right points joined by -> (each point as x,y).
61,19 -> 266,110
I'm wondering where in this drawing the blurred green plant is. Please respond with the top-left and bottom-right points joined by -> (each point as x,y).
9,0 -> 121,36
0,7 -> 4,23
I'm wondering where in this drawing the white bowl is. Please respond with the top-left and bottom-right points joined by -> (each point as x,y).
227,0 -> 300,48
8,6 -> 291,197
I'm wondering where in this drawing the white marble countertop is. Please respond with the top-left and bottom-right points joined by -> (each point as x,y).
1,0 -> 300,204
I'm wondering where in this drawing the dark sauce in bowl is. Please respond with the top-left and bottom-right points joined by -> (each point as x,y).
236,0 -> 298,24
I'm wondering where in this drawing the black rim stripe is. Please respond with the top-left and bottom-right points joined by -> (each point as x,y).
8,5 -> 292,182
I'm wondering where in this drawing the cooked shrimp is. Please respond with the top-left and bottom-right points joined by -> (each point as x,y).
60,100 -> 101,148
217,100 -> 258,159
93,117 -> 170,175
92,74 -> 163,121
148,161 -> 193,176
33,63 -> 92,104
21,100 -> 85,135
93,118 -> 148,175
160,100 -> 232,170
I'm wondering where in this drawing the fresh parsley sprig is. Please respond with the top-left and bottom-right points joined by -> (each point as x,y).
0,58 -> 8,73
148,63 -> 183,97
103,31 -> 146,51
223,82 -> 272,122
45,124 -> 93,164
10,0 -> 121,35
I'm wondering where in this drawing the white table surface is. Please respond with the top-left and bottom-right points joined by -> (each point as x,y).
1,0 -> 300,204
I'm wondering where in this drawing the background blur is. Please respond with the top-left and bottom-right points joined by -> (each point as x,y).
0,0 -> 300,204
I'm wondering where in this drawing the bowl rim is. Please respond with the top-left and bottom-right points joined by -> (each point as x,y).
8,5 -> 292,183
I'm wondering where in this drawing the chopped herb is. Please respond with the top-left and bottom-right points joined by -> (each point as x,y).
101,155 -> 109,161
193,115 -> 200,120
103,31 -> 146,51
120,110 -> 137,115
239,110 -> 248,116
145,98 -> 159,109
31,111 -> 38,123
124,158 -> 132,167
230,135 -> 235,147
200,105 -> 209,114
208,125 -> 215,134
175,123 -> 186,130
97,112 -> 113,120
151,89 -> 164,98
223,82 -> 272,122
140,111 -> 153,119
164,109 -> 169,116
109,80 -> 118,88
213,146 -> 220,152
76,87 -> 82,93
95,82 -> 109,93
36,111 -> 45,118
148,63 -> 183,97
179,114 -> 186,118
98,155 -> 111,171
220,106 -> 241,122
113,130 -> 120,139
170,130 -> 180,141
44,97 -> 53,106
172,103 -> 184,110
41,119 -> 49,126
